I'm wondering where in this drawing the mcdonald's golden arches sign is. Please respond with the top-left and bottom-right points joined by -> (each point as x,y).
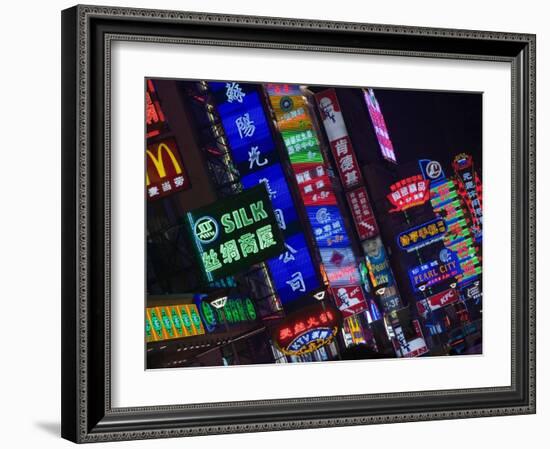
146,138 -> 190,200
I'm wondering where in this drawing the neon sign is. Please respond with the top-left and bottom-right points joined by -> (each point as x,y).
408,249 -> 462,292
429,165 -> 482,285
364,88 -> 397,163
331,285 -> 368,318
241,164 -> 300,237
146,138 -> 190,200
315,88 -> 363,189
362,237 -> 396,288
267,83 -> 360,294
387,175 -> 430,212
145,79 -> 167,138
320,247 -> 361,286
194,295 -> 258,332
346,187 -> 379,240
186,185 -> 285,282
397,218 -> 447,252
425,288 -> 459,311
453,153 -> 483,240
211,81 -> 321,303
267,233 -> 319,303
419,159 -> 445,182
145,304 -> 205,342
294,163 -> 336,206
273,303 -> 342,356
308,206 -> 350,248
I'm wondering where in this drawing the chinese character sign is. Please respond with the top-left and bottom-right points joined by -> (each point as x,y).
315,89 -> 363,189
266,233 -> 319,304
346,187 -> 379,240
272,303 -> 342,356
408,248 -> 462,292
397,218 -> 447,252
194,295 -> 258,333
320,247 -> 361,286
453,153 -> 483,240
294,163 -> 336,206
211,81 -> 321,304
307,206 -> 350,248
186,185 -> 285,282
387,175 -> 430,212
146,138 -> 190,200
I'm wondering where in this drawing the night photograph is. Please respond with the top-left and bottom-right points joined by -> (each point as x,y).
144,79 -> 483,369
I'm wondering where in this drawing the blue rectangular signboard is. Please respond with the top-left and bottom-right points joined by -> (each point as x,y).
267,233 -> 319,304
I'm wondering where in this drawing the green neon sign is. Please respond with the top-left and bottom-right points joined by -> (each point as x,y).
282,130 -> 323,164
187,185 -> 285,282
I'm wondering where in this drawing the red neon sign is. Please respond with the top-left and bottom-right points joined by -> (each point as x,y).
146,138 -> 190,200
387,175 -> 430,212
346,186 -> 379,240
273,303 -> 342,356
331,285 -> 368,318
453,153 -> 482,237
146,79 -> 167,139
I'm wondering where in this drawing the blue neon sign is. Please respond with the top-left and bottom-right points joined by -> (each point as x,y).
267,233 -> 319,304
307,205 -> 350,248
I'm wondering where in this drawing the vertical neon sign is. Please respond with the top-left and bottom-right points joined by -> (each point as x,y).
423,159 -> 482,285
209,81 -> 320,304
364,88 -> 397,164
266,84 -> 361,287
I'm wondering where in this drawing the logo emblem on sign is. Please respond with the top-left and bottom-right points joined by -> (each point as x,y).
315,207 -> 331,224
279,96 -> 294,112
194,216 -> 219,243
426,161 -> 442,179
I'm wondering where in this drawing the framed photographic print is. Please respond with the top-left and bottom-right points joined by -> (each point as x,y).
61,4 -> 536,443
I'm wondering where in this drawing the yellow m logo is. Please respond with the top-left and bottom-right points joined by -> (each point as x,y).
146,142 -> 182,186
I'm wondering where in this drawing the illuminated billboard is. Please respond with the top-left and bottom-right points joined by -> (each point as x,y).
272,303 -> 342,356
362,237 -> 396,288
408,248 -> 462,292
397,218 -> 447,252
241,164 -> 300,237
427,159 -> 482,285
315,88 -> 363,189
294,163 -> 336,206
331,285 -> 368,317
320,247 -> 361,286
267,233 -> 320,303
387,175 -> 430,212
186,185 -> 285,282
145,304 -> 205,342
210,81 -> 321,303
146,138 -> 190,200
453,153 -> 483,240
145,79 -> 167,139
419,159 -> 445,183
346,187 -> 379,240
193,295 -> 258,333
307,206 -> 350,248
363,88 -> 397,163
267,83 -> 361,295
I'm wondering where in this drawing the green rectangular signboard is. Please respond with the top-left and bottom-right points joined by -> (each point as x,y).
186,184 -> 285,282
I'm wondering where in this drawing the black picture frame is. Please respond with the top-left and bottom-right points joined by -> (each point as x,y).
61,4 -> 536,443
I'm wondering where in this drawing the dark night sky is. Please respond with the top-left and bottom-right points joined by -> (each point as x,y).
368,88 -> 482,177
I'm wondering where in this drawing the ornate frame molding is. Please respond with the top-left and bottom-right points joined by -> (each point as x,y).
61,4 -> 536,443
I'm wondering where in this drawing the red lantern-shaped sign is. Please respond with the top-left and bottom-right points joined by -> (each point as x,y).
272,303 -> 342,356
